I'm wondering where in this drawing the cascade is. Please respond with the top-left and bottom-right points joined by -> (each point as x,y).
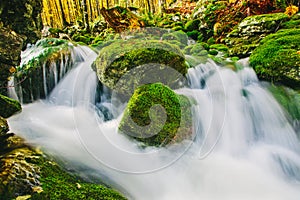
8,42 -> 93,103
8,45 -> 300,200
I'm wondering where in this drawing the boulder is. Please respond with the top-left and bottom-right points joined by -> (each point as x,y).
119,83 -> 193,147
249,29 -> 300,90
93,39 -> 188,98
0,94 -> 21,118
225,13 -> 289,57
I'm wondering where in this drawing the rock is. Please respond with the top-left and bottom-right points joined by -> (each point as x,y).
0,116 -> 9,136
267,84 -> 300,123
249,29 -> 300,90
0,27 -> 24,95
225,13 -> 289,58
13,38 -> 76,103
0,94 -> 21,118
161,30 -> 189,48
93,39 -> 188,98
118,83 -> 193,147
0,131 -> 126,199
184,19 -> 200,32
0,0 -> 42,47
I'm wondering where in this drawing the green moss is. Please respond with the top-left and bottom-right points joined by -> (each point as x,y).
186,30 -> 199,40
162,30 -> 188,46
29,156 -> 126,200
94,39 -> 188,96
184,19 -> 200,32
249,29 -> 300,89
119,83 -> 193,147
185,55 -> 208,68
208,49 -> 218,55
209,44 -> 229,52
0,94 -> 21,118
0,144 -> 126,200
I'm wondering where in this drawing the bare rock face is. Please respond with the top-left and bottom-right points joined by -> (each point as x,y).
0,27 -> 24,95
0,0 -> 43,47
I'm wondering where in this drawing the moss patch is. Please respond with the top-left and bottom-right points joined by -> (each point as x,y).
249,29 -> 300,89
119,83 -> 193,147
0,94 -> 21,118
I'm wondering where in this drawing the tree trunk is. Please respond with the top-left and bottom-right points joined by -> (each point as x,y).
81,0 -> 90,31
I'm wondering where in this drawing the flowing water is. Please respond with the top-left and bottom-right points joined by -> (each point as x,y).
8,45 -> 300,200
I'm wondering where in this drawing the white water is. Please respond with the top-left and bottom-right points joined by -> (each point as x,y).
8,47 -> 300,199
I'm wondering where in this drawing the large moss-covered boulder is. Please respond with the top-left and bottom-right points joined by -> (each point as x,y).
225,13 -> 290,58
0,94 -> 21,118
13,38 -> 77,103
93,39 -> 188,97
249,29 -> 300,90
119,83 -> 193,147
0,0 -> 42,47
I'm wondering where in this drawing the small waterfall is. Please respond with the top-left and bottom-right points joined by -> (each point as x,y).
8,50 -> 300,199
8,41 -> 94,103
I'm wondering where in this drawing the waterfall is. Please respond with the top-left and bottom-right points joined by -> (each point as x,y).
8,47 -> 300,199
8,42 -> 93,103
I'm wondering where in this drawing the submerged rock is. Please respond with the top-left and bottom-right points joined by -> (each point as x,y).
249,29 -> 300,90
225,13 -> 289,57
0,94 -> 21,118
119,83 -> 193,147
93,39 -> 188,98
267,84 -> 300,125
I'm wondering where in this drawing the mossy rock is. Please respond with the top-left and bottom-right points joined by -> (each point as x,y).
93,39 -> 188,97
249,29 -> 300,89
267,84 -> 300,121
0,117 -> 8,136
225,13 -> 290,57
209,44 -> 229,52
186,30 -> 200,40
118,83 -> 193,147
161,30 -> 189,47
0,135 -> 126,200
14,38 -> 76,103
0,94 -> 21,118
184,19 -> 200,32
185,55 -> 208,68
